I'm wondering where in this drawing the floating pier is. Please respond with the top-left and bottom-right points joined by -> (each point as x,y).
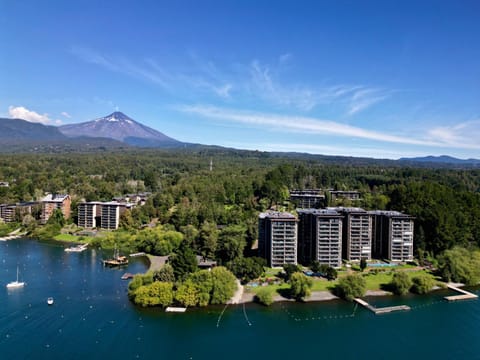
354,298 -> 410,315
165,307 -> 187,313
129,252 -> 146,257
445,284 -> 478,302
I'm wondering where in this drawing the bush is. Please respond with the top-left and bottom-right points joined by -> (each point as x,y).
336,274 -> 366,301
389,272 -> 412,295
289,272 -> 313,301
411,275 -> 435,294
256,287 -> 274,306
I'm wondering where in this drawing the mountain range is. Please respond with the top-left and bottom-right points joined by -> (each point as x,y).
1,112 -> 479,167
399,155 -> 480,166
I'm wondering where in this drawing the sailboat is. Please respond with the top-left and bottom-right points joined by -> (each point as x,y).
103,245 -> 128,267
6,266 -> 25,289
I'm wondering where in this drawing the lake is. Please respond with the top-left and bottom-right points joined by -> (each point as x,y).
1,239 -> 479,359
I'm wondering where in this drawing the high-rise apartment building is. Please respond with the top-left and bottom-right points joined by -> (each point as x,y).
370,211 -> 414,262
298,209 -> 343,268
329,207 -> 372,262
258,211 -> 298,267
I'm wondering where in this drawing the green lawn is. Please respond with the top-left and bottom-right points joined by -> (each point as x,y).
53,233 -> 84,242
248,268 -> 439,296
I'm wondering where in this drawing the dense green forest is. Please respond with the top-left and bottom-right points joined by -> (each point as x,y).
1,149 -> 480,262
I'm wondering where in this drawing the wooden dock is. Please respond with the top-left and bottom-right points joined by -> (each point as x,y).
445,284 -> 478,302
354,298 -> 411,315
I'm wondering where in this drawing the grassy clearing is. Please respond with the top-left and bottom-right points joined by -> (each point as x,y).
53,233 -> 84,242
248,268 -> 439,296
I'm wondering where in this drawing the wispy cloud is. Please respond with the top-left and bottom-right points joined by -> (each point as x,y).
427,120 -> 480,150
8,105 -> 62,125
72,46 -> 389,113
71,46 -> 232,98
347,88 -> 391,115
248,60 -> 390,114
180,105 -> 480,150
61,111 -> 71,118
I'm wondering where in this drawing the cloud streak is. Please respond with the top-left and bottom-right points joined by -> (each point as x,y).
180,105 -> 480,150
71,46 -> 389,114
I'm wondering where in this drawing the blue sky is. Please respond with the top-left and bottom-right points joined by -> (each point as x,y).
1,0 -> 479,159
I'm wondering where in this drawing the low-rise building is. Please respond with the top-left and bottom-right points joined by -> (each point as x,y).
329,190 -> 361,202
298,209 -> 343,268
258,211 -> 298,267
1,202 -> 38,223
370,210 -> 414,262
41,194 -> 71,224
289,189 -> 325,209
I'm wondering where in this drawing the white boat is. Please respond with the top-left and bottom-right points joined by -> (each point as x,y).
6,266 -> 25,289
47,297 -> 54,305
65,244 -> 88,252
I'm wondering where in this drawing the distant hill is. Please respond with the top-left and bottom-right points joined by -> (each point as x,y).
59,112 -> 183,147
0,117 -> 129,153
0,117 -> 67,141
399,155 -> 480,166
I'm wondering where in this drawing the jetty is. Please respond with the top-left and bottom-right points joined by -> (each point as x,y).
354,298 -> 410,315
445,284 -> 478,302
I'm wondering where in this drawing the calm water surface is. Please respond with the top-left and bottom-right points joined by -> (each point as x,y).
1,239 -> 480,359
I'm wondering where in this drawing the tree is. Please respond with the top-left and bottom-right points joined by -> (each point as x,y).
175,280 -> 199,307
360,258 -> 367,272
169,241 -> 198,281
153,264 -> 175,283
132,281 -> 174,308
47,208 -> 65,227
411,275 -> 435,294
217,225 -> 247,263
189,270 -> 213,306
390,272 -> 412,295
283,264 -> 301,281
310,260 -> 322,273
336,274 -> 366,301
438,247 -> 480,285
256,287 -> 274,306
228,257 -> 265,283
119,209 -> 135,230
289,272 -> 313,301
210,266 -> 237,305
199,221 -> 218,259
325,267 -> 338,281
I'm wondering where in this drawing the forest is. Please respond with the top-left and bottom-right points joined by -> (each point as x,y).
1,148 -> 480,305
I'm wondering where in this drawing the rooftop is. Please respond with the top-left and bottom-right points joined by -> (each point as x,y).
41,194 -> 70,202
259,211 -> 297,220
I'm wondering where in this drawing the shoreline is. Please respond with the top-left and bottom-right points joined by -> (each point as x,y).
238,289 -> 392,304
4,239 -> 468,308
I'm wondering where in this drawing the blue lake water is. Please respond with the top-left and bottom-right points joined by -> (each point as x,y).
1,238 -> 480,359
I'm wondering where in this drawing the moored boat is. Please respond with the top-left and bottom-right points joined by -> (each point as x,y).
47,297 -> 54,305
6,266 -> 25,289
103,246 -> 129,267
65,244 -> 88,252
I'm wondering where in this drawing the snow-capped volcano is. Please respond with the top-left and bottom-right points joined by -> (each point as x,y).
59,112 -> 181,147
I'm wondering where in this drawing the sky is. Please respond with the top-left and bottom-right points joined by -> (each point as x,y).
1,0 -> 479,159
